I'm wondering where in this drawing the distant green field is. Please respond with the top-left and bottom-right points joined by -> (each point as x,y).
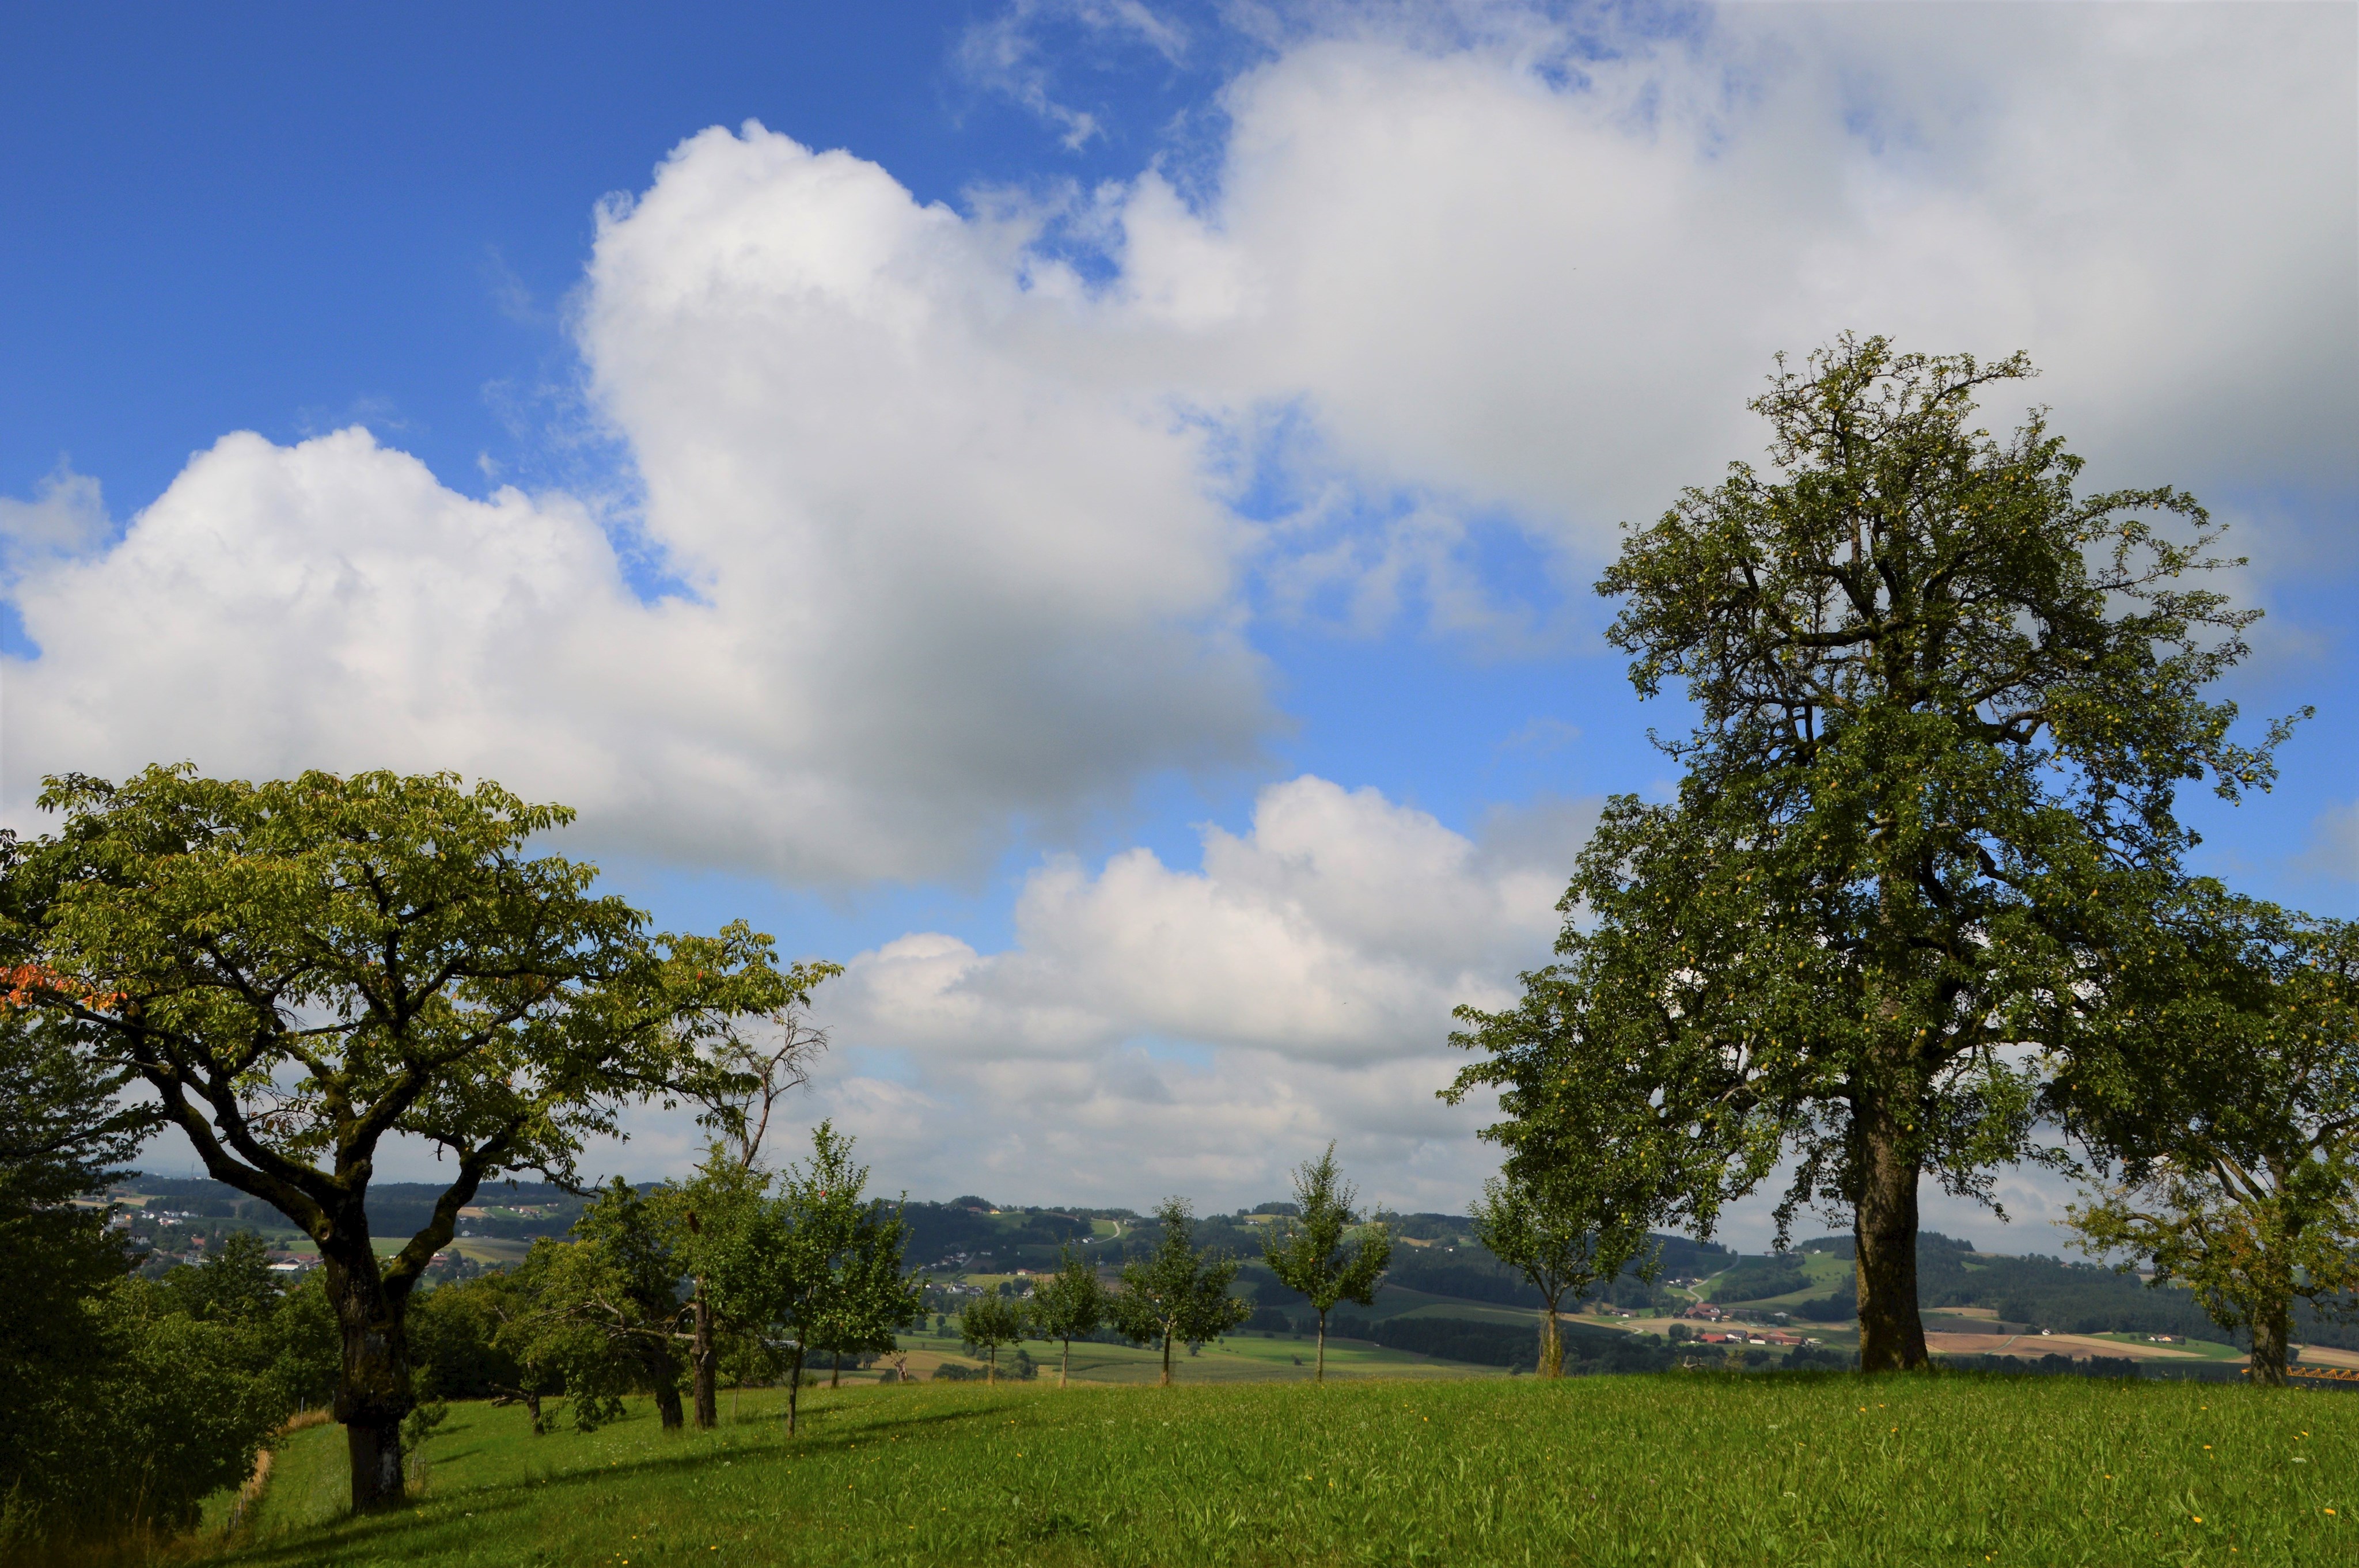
896,1324 -> 1508,1383
210,1373 -> 2353,1567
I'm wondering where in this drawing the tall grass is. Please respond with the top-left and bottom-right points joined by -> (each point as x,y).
205,1372 -> 2352,1566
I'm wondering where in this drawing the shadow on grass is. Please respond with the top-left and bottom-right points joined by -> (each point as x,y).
219,1392 -> 1017,1565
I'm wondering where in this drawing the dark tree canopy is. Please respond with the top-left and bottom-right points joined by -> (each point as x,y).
2059,896 -> 2359,1385
1451,336 -> 2296,1372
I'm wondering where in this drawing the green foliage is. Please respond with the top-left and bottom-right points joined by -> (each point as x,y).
1469,1172 -> 1654,1378
2060,902 -> 2359,1383
1448,335 -> 2293,1372
1024,1246 -> 1109,1385
1111,1198 -> 1250,1385
204,1378 -> 2357,1567
1261,1144 -> 1391,1380
0,1239 -> 331,1554
7,765 -> 821,1504
680,1123 -> 920,1430
958,1293 -> 1025,1381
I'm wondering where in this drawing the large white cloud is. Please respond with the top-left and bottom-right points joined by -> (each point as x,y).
5,4 -> 2346,880
770,775 -> 1592,1209
8,3 -> 2353,1226
1103,2 -> 2356,549
0,134 -> 1272,880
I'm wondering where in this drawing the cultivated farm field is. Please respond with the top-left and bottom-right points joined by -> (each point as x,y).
208,1374 -> 2354,1567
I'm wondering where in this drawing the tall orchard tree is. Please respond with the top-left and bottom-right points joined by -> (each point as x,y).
1026,1245 -> 1108,1387
1113,1198 -> 1250,1385
5,766 -> 821,1506
1450,336 -> 2298,1372
1469,1172 -> 1651,1378
2060,899 -> 2359,1387
1262,1144 -> 1391,1381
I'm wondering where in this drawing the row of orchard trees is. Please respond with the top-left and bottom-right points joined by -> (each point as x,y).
1445,336 -> 2358,1385
414,1122 -> 919,1441
956,1151 -> 1397,1390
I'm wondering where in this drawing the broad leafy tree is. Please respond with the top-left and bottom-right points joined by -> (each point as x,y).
1112,1198 -> 1250,1385
1470,1172 -> 1650,1378
958,1290 -> 1025,1383
7,767 -> 819,1505
1262,1144 -> 1391,1381
1450,337 -> 2293,1371
1026,1244 -> 1108,1387
541,1178 -> 693,1427
2061,899 -> 2359,1385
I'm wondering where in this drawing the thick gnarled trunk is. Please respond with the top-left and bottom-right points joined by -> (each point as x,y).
325,1253 -> 416,1510
2250,1300 -> 2292,1388
1853,1096 -> 1929,1373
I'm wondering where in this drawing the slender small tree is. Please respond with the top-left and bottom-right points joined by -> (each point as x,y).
1263,1145 -> 1392,1381
1112,1198 -> 1250,1386
737,1123 -> 921,1433
1471,1172 -> 1652,1378
2060,900 -> 2359,1386
5,767 -> 816,1506
958,1292 -> 1025,1384
678,998 -> 833,1427
1026,1246 -> 1108,1387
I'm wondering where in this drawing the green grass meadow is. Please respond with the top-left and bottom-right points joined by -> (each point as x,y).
208,1374 -> 2354,1567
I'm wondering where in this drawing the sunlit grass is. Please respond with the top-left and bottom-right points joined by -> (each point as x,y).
213,1373 -> 2354,1566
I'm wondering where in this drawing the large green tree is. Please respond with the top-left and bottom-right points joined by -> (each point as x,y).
1112,1198 -> 1250,1385
1451,337 -> 2294,1371
7,766 -> 818,1505
2060,899 -> 2359,1386
1261,1145 -> 1391,1381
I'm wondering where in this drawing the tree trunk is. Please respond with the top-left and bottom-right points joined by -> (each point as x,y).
1059,1337 -> 1069,1388
985,1344 -> 996,1385
830,1349 -> 843,1389
522,1390 -> 544,1436
786,1345 -> 805,1435
1160,1328 -> 1173,1387
690,1290 -> 718,1430
654,1375 -> 684,1430
2250,1298 -> 2293,1388
1853,1095 -> 1931,1373
1539,1297 -> 1564,1379
325,1252 -> 415,1511
1314,1311 -> 1328,1382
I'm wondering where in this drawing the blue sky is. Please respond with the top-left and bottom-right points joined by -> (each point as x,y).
3,2 -> 2353,1244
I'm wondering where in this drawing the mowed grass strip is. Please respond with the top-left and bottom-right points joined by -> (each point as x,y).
215,1374 -> 2353,1567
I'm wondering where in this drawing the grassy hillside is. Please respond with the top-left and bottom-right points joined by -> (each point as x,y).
213,1375 -> 2353,1567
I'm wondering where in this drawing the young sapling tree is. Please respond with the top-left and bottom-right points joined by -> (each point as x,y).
958,1291 -> 1025,1384
1112,1198 -> 1250,1386
1026,1245 -> 1108,1387
1263,1144 -> 1391,1381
